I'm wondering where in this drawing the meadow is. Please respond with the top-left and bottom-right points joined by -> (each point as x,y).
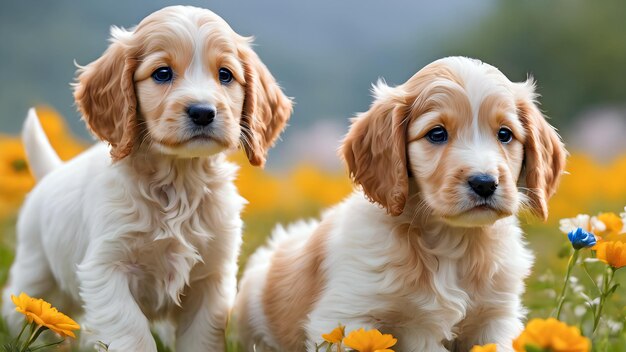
1,107 -> 625,351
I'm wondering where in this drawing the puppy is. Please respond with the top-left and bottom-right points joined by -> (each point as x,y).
234,57 -> 566,352
2,6 -> 291,352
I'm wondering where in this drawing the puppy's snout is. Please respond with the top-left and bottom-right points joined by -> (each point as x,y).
468,174 -> 498,198
187,104 -> 216,126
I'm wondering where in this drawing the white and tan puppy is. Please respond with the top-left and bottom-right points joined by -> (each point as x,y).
1,6 -> 291,351
235,57 -> 566,352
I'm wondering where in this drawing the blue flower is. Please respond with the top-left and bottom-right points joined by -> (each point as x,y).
567,227 -> 596,249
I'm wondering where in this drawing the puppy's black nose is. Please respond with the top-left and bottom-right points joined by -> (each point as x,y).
468,174 -> 498,198
187,104 -> 215,126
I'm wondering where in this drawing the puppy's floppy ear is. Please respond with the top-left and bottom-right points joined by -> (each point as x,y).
341,82 -> 409,216
74,27 -> 138,161
516,79 -> 567,221
238,39 -> 293,167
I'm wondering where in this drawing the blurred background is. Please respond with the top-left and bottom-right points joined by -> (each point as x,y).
3,1 -> 625,168
1,0 -> 626,349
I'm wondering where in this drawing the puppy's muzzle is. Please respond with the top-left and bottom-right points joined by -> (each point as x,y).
187,104 -> 216,126
468,174 -> 498,198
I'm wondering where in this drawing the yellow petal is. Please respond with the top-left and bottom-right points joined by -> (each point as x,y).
513,318 -> 590,352
344,328 -> 396,352
597,213 -> 623,235
471,344 -> 497,352
596,241 -> 626,269
10,292 -> 80,338
322,325 -> 345,344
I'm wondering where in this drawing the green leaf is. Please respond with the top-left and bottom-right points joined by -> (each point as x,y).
2,343 -> 21,352
607,283 -> 620,296
152,332 -> 171,352
29,339 -> 64,351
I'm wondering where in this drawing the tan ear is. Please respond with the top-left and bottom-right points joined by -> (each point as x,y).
516,82 -> 567,221
239,41 -> 293,167
341,85 -> 409,216
74,27 -> 138,161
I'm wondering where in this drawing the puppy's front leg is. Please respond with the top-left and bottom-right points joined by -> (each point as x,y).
77,259 -> 156,352
174,273 -> 236,352
398,333 -> 450,352
454,303 -> 523,352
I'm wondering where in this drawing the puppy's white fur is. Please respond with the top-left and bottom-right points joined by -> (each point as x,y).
234,57 -> 566,352
2,6 -> 291,352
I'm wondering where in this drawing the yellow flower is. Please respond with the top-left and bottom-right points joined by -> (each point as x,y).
595,212 -> 625,243
0,136 -> 34,198
595,241 -> 626,269
322,325 -> 346,344
343,328 -> 397,352
11,292 -> 80,338
0,135 -> 35,219
471,344 -> 497,352
513,318 -> 590,352
597,213 -> 623,234
0,107 -> 87,220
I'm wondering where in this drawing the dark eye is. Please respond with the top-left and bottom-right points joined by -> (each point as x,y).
426,126 -> 448,144
218,68 -> 233,84
151,67 -> 173,83
498,127 -> 513,144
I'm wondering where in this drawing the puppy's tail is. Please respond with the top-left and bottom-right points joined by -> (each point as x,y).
22,108 -> 62,181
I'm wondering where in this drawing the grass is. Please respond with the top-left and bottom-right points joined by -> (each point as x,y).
1,211 -> 626,351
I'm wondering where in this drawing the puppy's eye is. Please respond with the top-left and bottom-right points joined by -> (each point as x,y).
426,126 -> 448,144
218,68 -> 233,84
151,67 -> 173,83
498,127 -> 513,144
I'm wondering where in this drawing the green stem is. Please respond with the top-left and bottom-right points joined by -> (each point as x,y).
13,321 -> 29,346
20,325 -> 45,352
555,249 -> 579,319
29,327 -> 46,347
580,260 -> 601,294
19,323 -> 36,352
29,339 -> 64,351
592,267 -> 616,335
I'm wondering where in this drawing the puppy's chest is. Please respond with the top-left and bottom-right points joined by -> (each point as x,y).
123,190 -> 223,315
381,234 -> 505,322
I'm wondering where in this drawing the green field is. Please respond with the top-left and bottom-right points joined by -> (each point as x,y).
1,206 -> 626,351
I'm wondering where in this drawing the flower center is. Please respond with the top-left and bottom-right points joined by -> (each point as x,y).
11,159 -> 28,173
